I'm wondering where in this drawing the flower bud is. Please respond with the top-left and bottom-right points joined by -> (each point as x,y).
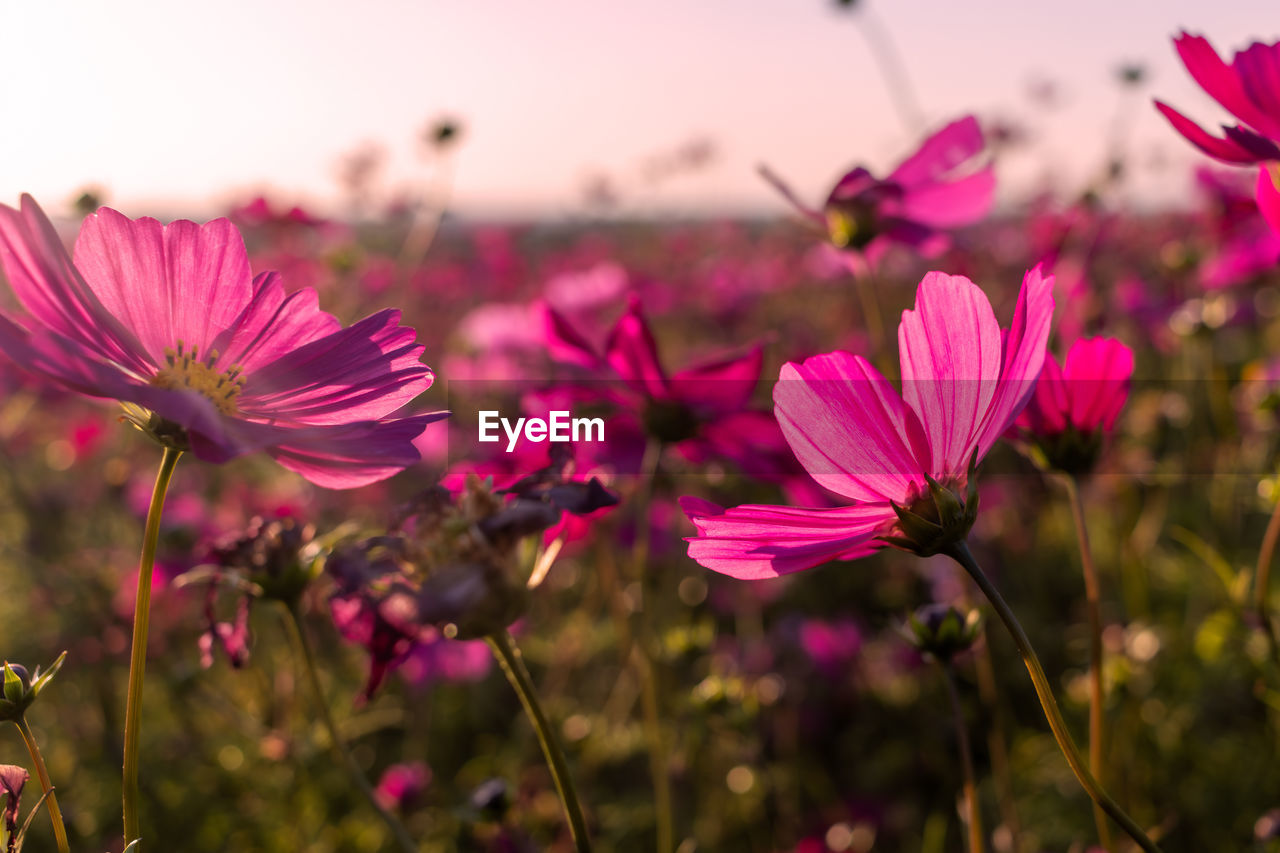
904,604 -> 982,662
0,654 -> 65,722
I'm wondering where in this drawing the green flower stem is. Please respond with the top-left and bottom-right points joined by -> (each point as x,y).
1253,492 -> 1280,661
1061,474 -> 1114,852
486,630 -> 592,853
630,438 -> 674,853
940,665 -> 984,853
944,541 -> 1164,853
281,603 -> 419,853
16,715 -> 70,853
122,445 -> 181,848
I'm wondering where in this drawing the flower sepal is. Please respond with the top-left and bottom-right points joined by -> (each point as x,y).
880,454 -> 980,557
0,653 -> 66,722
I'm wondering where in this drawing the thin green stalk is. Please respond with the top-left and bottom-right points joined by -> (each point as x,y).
16,716 -> 70,853
486,630 -> 592,853
1061,474 -> 1114,852
940,666 -> 984,853
281,603 -> 419,853
122,445 -> 181,848
944,542 -> 1164,853
1254,493 -> 1280,662
629,438 -> 674,853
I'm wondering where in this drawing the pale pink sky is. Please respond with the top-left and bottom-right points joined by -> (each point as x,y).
0,1 -> 1273,219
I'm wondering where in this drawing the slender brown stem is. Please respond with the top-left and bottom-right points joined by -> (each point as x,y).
281,603 -> 419,853
15,716 -> 70,853
1061,474 -> 1114,852
941,666 -> 984,853
487,631 -> 593,853
945,542 -> 1163,853
122,446 -> 181,848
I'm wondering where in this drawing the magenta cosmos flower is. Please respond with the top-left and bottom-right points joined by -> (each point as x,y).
1013,337 -> 1133,474
1155,33 -> 1280,234
761,115 -> 995,262
682,268 -> 1053,579
0,195 -> 444,488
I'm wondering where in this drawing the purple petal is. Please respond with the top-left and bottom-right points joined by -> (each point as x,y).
897,166 -> 995,228
671,344 -> 764,414
212,273 -> 342,373
262,413 -> 448,489
74,207 -> 254,366
243,309 -> 434,424
0,195 -> 150,374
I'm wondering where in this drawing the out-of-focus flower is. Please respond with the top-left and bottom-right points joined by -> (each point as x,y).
1155,33 -> 1280,166
1155,33 -> 1280,236
374,762 -> 431,812
1013,337 -> 1134,474
761,115 -> 994,263
0,195 -> 446,488
328,472 -> 615,701
903,604 -> 981,662
540,295 -> 793,476
0,764 -> 28,846
682,268 -> 1053,577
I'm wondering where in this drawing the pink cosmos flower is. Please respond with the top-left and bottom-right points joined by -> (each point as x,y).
761,115 -> 995,263
682,268 -> 1053,579
0,195 -> 444,488
1016,337 -> 1134,441
1155,33 -> 1280,235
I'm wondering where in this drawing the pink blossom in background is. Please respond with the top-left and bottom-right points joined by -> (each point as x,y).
0,195 -> 446,488
374,762 -> 431,812
1016,337 -> 1134,439
1155,33 -> 1280,236
1155,33 -> 1280,166
682,268 -> 1053,579
761,115 -> 995,265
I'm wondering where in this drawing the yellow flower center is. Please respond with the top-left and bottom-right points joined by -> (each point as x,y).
150,342 -> 244,416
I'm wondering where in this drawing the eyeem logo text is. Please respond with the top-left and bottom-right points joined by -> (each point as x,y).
478,410 -> 605,452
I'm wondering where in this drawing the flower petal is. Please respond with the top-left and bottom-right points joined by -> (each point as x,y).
604,297 -> 670,399
898,272 -> 1002,477
1062,337 -> 1134,432
73,207 -> 253,365
671,344 -> 764,414
681,496 -> 889,579
774,350 -> 927,503
261,413 -> 448,489
1258,165 -> 1280,238
1153,101 -> 1267,164
896,166 -> 995,228
243,309 -> 434,424
887,115 -> 986,189
0,195 -> 150,373
213,272 -> 342,373
971,266 -> 1055,458
1175,32 -> 1280,140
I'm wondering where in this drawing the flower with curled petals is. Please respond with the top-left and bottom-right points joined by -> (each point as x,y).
1154,32 -> 1280,235
682,267 -> 1053,578
0,195 -> 445,488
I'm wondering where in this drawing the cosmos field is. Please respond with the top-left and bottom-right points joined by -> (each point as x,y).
1,9 -> 1280,853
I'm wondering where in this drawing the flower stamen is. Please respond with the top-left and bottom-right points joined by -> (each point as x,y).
150,341 -> 245,415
